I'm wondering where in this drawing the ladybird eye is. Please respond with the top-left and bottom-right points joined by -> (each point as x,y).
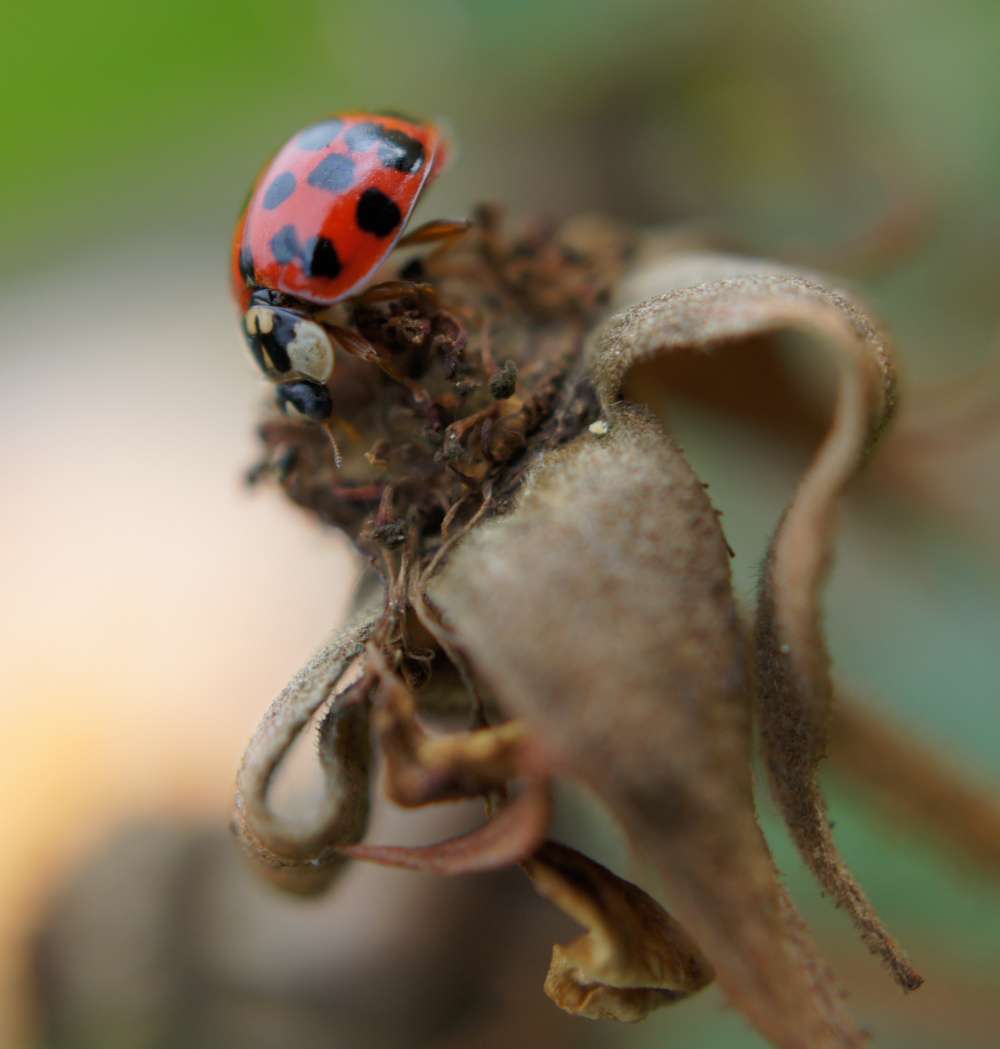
275,380 -> 333,421
242,307 -> 334,383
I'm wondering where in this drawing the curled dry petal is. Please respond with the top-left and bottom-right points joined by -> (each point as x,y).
367,643 -> 528,806
597,255 -> 921,990
338,645 -> 551,873
523,840 -> 714,1023
431,406 -> 866,1049
233,611 -> 376,894
829,686 -> 1000,876
338,778 -> 551,874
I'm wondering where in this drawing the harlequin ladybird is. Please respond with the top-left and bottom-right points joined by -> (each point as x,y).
232,112 -> 463,421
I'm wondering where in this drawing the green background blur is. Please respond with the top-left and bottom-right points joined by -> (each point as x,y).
6,0 -> 1000,379
6,0 -> 1000,373
4,2 -> 1000,1048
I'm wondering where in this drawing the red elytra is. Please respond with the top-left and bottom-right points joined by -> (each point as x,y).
231,113 -> 450,310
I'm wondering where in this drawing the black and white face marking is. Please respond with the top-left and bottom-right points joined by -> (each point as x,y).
275,380 -> 333,421
241,305 -> 334,383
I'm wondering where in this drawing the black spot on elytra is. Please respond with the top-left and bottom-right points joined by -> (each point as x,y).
297,118 -> 344,150
377,128 -> 425,173
270,225 -> 303,265
307,152 -> 356,193
262,171 -> 296,210
344,121 -> 384,151
238,242 -> 255,286
269,225 -> 341,282
343,121 -> 425,173
356,187 -> 401,237
276,380 -> 333,420
308,236 -> 341,279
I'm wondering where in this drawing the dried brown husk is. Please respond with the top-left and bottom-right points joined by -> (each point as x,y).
233,234 -> 968,1046
431,405 -> 866,1049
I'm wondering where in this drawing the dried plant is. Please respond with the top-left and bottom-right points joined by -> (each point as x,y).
233,209 -> 1000,1048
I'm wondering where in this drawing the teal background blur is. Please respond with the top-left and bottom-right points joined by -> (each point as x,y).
3,3 -> 1000,1048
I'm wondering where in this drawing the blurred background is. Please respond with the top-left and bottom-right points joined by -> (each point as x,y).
3,1 -> 1000,1047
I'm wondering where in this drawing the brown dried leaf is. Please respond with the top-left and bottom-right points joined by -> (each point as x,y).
829,686 -> 1000,876
233,611 -> 376,894
431,406 -> 866,1049
523,840 -> 714,1023
597,256 -> 920,991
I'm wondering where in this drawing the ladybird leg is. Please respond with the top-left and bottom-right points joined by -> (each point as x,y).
396,217 -> 471,253
327,323 -> 382,364
352,280 -> 438,307
352,219 -> 472,306
328,325 -> 435,416
331,416 -> 363,443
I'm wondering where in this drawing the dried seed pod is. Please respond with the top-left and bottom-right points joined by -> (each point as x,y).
234,214 -> 1000,1048
431,407 -> 867,1049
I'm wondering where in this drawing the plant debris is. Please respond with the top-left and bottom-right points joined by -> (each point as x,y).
234,208 -> 1000,1049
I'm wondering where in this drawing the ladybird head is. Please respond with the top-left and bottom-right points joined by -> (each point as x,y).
274,378 -> 333,421
241,289 -> 334,378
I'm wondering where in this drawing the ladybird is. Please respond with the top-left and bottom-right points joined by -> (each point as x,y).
232,112 -> 465,422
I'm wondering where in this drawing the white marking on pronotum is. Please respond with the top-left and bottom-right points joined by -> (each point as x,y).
288,320 -> 334,382
245,305 -> 274,334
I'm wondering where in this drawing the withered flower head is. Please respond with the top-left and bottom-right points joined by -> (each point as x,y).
233,209 -> 1000,1048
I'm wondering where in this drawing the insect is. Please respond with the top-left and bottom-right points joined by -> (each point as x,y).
231,112 -> 467,422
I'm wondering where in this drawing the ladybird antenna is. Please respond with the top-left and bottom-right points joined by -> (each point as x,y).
324,425 -> 343,469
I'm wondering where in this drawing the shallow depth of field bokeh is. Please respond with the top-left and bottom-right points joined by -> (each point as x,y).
3,3 -> 1000,1048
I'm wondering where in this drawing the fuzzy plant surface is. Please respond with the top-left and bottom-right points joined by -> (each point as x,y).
233,208 -> 1000,1049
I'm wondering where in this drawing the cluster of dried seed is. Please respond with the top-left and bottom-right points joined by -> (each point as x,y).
248,207 -> 631,557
